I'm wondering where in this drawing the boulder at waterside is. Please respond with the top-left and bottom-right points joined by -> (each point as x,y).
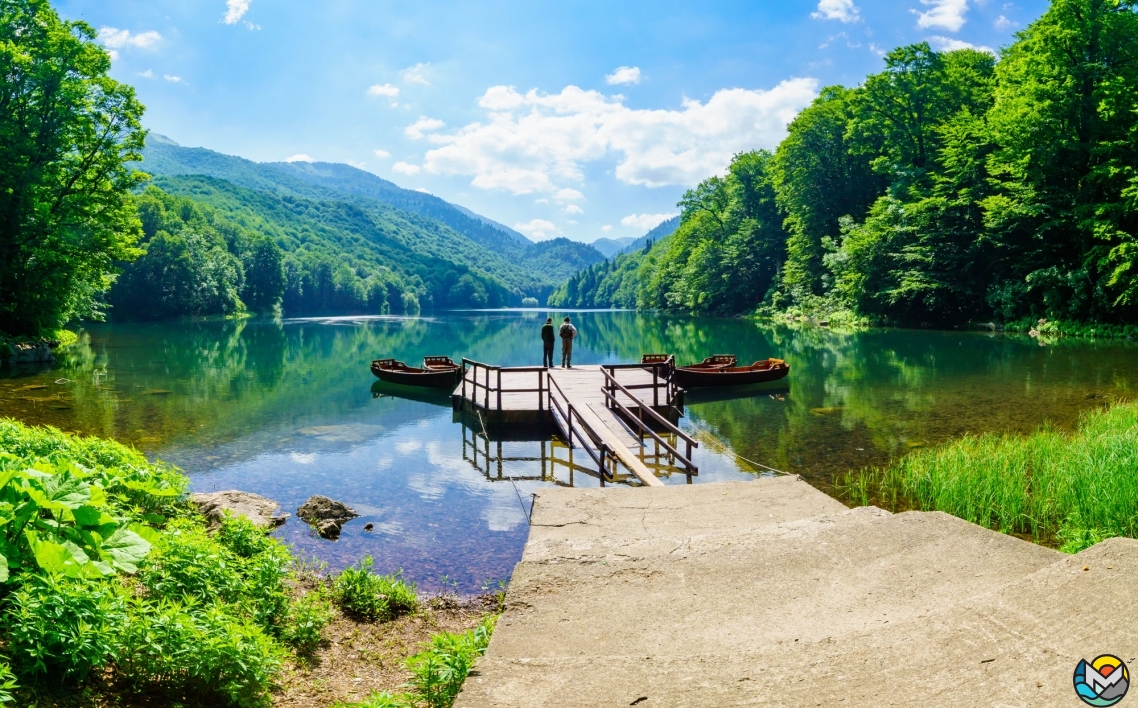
192,490 -> 289,531
298,495 -> 359,539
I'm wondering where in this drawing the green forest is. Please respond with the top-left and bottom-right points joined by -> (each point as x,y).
551,0 -> 1138,330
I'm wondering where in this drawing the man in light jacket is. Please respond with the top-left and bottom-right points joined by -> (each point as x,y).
559,316 -> 577,368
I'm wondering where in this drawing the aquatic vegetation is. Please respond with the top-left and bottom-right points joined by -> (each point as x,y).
333,556 -> 419,621
839,402 -> 1138,552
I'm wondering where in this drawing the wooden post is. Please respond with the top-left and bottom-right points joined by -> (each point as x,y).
653,366 -> 659,407
496,368 -> 502,410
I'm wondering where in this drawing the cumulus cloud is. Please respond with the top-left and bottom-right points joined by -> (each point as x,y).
564,204 -> 584,215
913,0 -> 969,31
404,116 -> 446,140
418,79 -> 817,195
621,213 -> 677,230
994,14 -> 1017,30
99,27 -> 162,50
812,0 -> 861,23
285,154 -> 313,162
163,74 -> 184,83
927,35 -> 995,54
139,69 -> 153,78
224,0 -> 251,24
374,148 -> 392,159
554,188 -> 584,202
514,219 -> 561,240
402,63 -> 431,85
605,66 -> 641,85
601,225 -> 613,232
392,161 -> 422,175
368,83 -> 399,97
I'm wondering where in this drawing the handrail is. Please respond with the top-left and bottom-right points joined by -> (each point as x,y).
461,358 -> 546,411
602,388 -> 697,474
547,373 -> 614,482
601,356 -> 677,406
601,367 -> 698,472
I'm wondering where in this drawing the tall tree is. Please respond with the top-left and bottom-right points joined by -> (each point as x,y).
0,0 -> 146,335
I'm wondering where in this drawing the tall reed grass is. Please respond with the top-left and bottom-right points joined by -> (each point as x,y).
838,402 -> 1138,553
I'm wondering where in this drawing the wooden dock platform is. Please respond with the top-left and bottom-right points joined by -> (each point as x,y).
451,360 -> 697,487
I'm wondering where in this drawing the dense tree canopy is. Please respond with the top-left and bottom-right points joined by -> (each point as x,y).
555,0 -> 1138,328
0,0 -> 146,335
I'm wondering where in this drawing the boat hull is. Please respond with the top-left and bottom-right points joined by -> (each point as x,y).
672,361 -> 789,389
371,360 -> 463,389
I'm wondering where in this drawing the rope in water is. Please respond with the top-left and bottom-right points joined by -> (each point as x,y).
684,418 -> 791,476
475,409 -> 535,523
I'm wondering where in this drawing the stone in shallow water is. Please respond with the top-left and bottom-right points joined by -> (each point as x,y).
298,494 -> 360,540
191,490 -> 289,531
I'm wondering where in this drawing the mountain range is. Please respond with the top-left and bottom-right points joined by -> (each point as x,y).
137,136 -> 606,305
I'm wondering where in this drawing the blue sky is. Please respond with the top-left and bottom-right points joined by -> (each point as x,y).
58,0 -> 1048,243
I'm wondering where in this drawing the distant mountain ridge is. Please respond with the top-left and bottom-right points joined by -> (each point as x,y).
617,217 -> 680,255
136,136 -> 605,304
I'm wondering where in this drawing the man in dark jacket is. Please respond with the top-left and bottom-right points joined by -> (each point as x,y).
559,316 -> 577,368
541,317 -> 555,368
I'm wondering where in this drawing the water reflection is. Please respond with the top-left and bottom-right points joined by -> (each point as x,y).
0,312 -> 1136,591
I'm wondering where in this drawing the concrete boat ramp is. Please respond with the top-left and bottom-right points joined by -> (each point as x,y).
458,477 -> 1138,707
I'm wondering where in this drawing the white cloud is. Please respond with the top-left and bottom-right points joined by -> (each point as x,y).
869,42 -> 887,57
927,35 -> 995,54
621,213 -> 677,230
139,69 -> 153,78
285,154 -> 313,162
812,0 -> 861,23
514,219 -> 561,240
994,14 -> 1017,30
419,79 -> 817,195
99,27 -> 162,50
554,188 -> 585,202
564,204 -> 584,215
224,0 -> 251,24
913,0 -> 969,31
163,74 -> 184,83
392,161 -> 422,175
404,116 -> 446,140
605,66 -> 641,85
567,219 -> 579,225
601,225 -> 613,232
413,187 -> 431,193
374,148 -> 392,159
349,161 -> 366,169
368,83 -> 400,98
402,63 -> 431,85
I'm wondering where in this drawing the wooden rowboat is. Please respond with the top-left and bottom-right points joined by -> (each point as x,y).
370,356 -> 464,389
672,356 -> 789,389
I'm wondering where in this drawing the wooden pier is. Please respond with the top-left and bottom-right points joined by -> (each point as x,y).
452,359 -> 698,487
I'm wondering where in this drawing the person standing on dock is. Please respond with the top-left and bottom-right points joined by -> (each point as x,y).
559,316 -> 577,368
541,317 -> 555,368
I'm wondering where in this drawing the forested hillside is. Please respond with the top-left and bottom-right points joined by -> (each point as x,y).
554,0 -> 1138,328
138,138 -> 604,306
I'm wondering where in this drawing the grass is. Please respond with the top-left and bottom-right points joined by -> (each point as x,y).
332,557 -> 419,622
837,401 -> 1138,553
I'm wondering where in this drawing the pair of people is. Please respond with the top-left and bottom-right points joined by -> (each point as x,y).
541,316 -> 576,368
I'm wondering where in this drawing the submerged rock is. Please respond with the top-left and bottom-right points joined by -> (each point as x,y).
298,495 -> 359,540
192,490 -> 289,531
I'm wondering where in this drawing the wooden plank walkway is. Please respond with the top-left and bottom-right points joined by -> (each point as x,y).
452,365 -> 676,487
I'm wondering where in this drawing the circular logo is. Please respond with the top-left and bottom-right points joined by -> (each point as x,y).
1074,655 -> 1130,706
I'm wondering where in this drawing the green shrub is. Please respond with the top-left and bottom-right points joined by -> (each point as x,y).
406,617 -> 495,708
332,557 -> 418,622
334,691 -> 414,708
281,587 -> 334,656
0,661 -> 15,704
217,513 -> 279,558
116,598 -> 284,708
3,575 -> 126,682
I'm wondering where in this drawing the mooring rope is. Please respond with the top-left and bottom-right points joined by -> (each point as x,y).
475,409 -> 535,523
684,418 -> 791,476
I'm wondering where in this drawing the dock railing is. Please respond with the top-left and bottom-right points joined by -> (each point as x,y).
546,372 -> 615,482
600,357 -> 677,408
460,358 -> 547,411
601,367 -> 699,476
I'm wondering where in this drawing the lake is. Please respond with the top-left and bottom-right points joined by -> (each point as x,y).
2,310 -> 1136,593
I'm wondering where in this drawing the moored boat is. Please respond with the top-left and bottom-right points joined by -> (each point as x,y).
672,356 -> 789,388
370,356 -> 464,389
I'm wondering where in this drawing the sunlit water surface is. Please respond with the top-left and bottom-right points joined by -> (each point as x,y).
2,310 -> 1136,592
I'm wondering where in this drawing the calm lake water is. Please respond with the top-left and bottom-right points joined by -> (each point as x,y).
2,310 -> 1136,592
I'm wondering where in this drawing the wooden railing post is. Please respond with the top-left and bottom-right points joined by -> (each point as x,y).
653,365 -> 659,407
496,368 -> 502,410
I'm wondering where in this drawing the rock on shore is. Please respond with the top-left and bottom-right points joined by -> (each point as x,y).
191,490 -> 289,531
298,495 -> 359,539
